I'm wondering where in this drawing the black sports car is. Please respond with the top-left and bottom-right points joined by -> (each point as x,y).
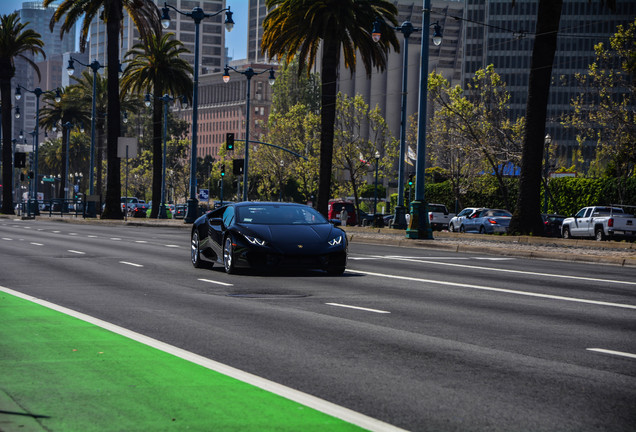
191,202 -> 348,275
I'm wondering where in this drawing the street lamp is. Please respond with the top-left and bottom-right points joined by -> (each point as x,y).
145,93 -> 187,218
15,85 -> 61,216
543,133 -> 552,214
407,1 -> 442,239
161,2 -> 234,222
222,65 -> 275,201
373,15 -> 441,231
374,151 -> 380,219
67,57 -> 102,216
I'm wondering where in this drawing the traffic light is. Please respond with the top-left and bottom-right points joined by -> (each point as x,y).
226,132 -> 234,151
408,173 -> 414,186
220,163 -> 225,176
14,152 -> 26,168
27,171 -> 33,180
233,158 -> 244,175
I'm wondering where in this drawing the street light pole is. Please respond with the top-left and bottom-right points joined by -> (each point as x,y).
15,85 -> 61,216
543,133 -> 551,214
161,2 -> 234,222
374,151 -> 380,218
223,65 -> 275,201
67,58 -> 103,217
405,0 -> 442,240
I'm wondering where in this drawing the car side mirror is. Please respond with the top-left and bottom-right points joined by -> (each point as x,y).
209,217 -> 223,226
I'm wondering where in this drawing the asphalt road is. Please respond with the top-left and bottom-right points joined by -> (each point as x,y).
1,218 -> 635,431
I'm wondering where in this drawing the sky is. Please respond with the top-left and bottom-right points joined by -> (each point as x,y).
0,0 -> 248,60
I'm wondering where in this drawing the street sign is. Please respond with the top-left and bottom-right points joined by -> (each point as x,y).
198,189 -> 209,200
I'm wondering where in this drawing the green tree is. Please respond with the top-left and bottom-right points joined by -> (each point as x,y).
262,0 -> 400,216
121,31 -> 193,217
44,0 -> 160,219
510,0 -> 617,235
562,19 -> 635,198
428,66 -> 524,210
332,93 -> 396,217
0,12 -> 45,213
271,57 -> 320,114
38,87 -> 90,199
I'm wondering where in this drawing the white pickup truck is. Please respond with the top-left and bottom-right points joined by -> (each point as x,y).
561,206 -> 636,241
427,203 -> 455,231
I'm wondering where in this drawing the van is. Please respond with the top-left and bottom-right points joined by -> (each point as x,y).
328,200 -> 357,226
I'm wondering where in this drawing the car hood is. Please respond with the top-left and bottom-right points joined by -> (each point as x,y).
237,223 -> 341,243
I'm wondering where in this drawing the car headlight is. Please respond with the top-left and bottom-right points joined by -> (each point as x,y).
328,235 -> 343,246
244,235 -> 266,246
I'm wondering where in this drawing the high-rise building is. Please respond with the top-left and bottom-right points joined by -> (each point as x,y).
88,0 -> 229,76
462,0 -> 635,162
13,1 -> 77,141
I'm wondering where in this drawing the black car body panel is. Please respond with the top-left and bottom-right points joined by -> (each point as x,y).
192,202 -> 347,274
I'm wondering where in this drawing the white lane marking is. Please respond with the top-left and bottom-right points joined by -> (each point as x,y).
348,269 -> 636,310
110,237 -> 121,241
119,261 -> 143,267
52,230 -> 61,233
69,233 -> 78,236
350,255 -> 469,261
368,255 -> 636,287
135,240 -> 148,244
0,286 -> 406,432
30,242 -> 44,246
587,348 -> 636,360
326,303 -> 390,314
198,278 -> 233,287
87,235 -> 97,238
68,250 -> 85,255
2,238 -> 12,241
165,244 -> 180,248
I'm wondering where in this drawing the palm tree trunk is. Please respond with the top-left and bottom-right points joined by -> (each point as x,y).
1,77 -> 14,214
150,93 -> 163,218
509,0 -> 563,235
101,0 -> 124,219
316,38 -> 340,217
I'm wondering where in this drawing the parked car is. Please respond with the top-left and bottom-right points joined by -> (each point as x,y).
191,202 -> 347,275
174,204 -> 187,219
449,207 -> 481,232
130,201 -> 150,218
328,200 -> 357,226
427,203 -> 454,231
357,209 -> 374,226
121,196 -> 139,213
145,206 -> 173,218
561,206 -> 636,241
460,208 -> 512,234
542,214 -> 566,237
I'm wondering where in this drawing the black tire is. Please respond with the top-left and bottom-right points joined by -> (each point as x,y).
223,236 -> 237,274
562,226 -> 571,239
595,227 -> 606,241
191,230 -> 203,268
449,223 -> 455,232
327,266 -> 346,276
459,224 -> 465,233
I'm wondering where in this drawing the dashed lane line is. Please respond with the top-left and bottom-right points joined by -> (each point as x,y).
119,261 -> 143,267
326,303 -> 391,314
587,348 -> 636,360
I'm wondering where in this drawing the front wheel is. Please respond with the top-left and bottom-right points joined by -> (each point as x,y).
449,223 -> 455,232
562,226 -> 571,239
223,237 -> 237,274
191,230 -> 203,268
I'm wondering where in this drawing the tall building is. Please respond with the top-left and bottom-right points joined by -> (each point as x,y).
462,0 -> 635,162
338,0 -> 465,146
13,1 -> 77,142
88,0 -> 229,76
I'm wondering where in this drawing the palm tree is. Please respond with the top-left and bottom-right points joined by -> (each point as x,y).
121,31 -> 193,218
43,0 -> 160,219
509,0 -> 616,235
0,12 -> 45,214
38,87 -> 89,199
261,0 -> 399,216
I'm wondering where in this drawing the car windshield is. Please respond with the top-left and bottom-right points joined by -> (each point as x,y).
236,205 -> 329,225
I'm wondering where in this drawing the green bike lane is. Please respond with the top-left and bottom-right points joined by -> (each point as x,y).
1,287 -> 404,432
